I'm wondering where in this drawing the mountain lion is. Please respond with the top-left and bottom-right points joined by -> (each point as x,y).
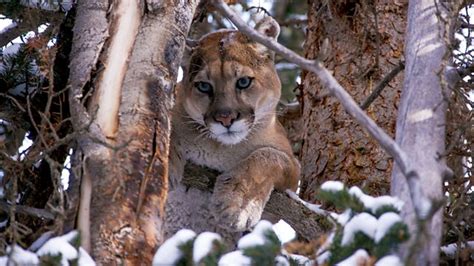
165,16 -> 300,240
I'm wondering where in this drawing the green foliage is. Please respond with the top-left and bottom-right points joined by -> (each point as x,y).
328,232 -> 374,265
373,205 -> 400,218
159,225 -> 305,266
158,183 -> 408,266
242,230 -> 281,266
0,1 -> 25,19
177,238 -> 196,266
373,222 -> 409,258
39,253 -> 63,266
1,44 -> 41,94
316,181 -> 409,265
198,240 -> 227,266
287,256 -> 302,266
317,189 -> 364,212
37,231 -> 82,266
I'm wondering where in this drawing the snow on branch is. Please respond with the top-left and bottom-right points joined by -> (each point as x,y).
211,0 -> 437,222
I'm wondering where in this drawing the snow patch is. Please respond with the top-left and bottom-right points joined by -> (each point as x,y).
153,229 -> 196,265
349,186 -> 403,213
78,247 -> 96,266
218,250 -> 251,266
238,220 -> 274,249
0,219 -> 7,229
375,212 -> 402,242
36,231 -> 79,265
441,241 -> 474,256
375,255 -> 403,266
237,231 -> 266,249
177,67 -> 183,82
321,180 -> 345,192
336,249 -> 369,266
6,245 -> 39,265
0,22 -> 17,35
275,255 -> 290,266
341,211 -> 403,246
316,251 -> 331,265
341,213 -> 377,246
286,189 -> 326,215
2,43 -> 21,56
334,209 -> 352,226
192,232 -> 221,264
272,219 -> 296,244
288,254 -> 312,265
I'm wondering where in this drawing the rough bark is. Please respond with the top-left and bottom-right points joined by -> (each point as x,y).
390,0 -> 449,264
68,0 -> 198,264
300,0 -> 407,201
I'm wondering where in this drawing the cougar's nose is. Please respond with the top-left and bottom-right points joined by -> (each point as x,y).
213,109 -> 239,128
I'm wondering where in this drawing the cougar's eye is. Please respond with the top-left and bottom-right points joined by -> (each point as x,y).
236,76 -> 253,90
194,81 -> 213,94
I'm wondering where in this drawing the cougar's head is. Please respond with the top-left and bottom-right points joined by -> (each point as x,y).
182,17 -> 281,145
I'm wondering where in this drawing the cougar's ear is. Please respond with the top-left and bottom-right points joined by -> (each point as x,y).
181,38 -> 199,77
253,16 -> 280,58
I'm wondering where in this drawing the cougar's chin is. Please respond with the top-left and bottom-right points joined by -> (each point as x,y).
209,120 -> 250,145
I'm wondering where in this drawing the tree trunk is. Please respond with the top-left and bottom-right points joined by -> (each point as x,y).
300,1 -> 407,201
68,0 -> 198,264
390,0 -> 449,264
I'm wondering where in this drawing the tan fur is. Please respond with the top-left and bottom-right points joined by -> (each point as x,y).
166,17 -> 300,234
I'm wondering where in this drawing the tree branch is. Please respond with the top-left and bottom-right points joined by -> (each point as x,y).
211,0 -> 434,221
0,5 -> 64,47
0,200 -> 55,220
360,61 -> 405,110
181,162 -> 331,241
360,60 -> 469,110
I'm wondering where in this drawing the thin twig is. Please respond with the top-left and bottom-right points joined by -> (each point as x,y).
360,60 -> 405,110
0,200 -> 55,220
26,95 -> 49,149
0,93 -> 26,113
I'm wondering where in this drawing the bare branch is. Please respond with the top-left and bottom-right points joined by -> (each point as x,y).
360,60 -> 405,110
0,20 -> 40,47
0,200 -> 55,221
16,1 -> 72,12
0,5 -> 64,47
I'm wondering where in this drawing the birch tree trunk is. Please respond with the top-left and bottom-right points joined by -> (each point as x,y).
390,0 -> 449,264
300,1 -> 406,200
67,0 -> 198,264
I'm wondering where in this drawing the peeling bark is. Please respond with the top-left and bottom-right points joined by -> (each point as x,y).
92,0 -> 142,138
68,0 -> 199,264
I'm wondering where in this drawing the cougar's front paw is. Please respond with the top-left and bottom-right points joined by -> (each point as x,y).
211,174 -> 265,231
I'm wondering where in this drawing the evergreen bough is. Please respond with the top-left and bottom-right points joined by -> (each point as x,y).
154,181 -> 409,266
316,181 -> 409,265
